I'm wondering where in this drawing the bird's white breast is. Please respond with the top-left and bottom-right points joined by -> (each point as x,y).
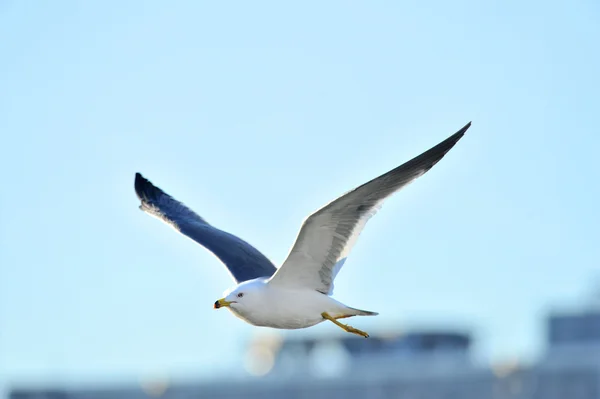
227,285 -> 345,329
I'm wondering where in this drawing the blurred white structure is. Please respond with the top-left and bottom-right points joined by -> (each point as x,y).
244,329 -> 474,379
10,309 -> 600,399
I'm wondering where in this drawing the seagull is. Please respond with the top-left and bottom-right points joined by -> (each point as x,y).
134,122 -> 470,338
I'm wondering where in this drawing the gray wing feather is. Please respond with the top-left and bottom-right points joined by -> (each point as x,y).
134,173 -> 277,283
269,122 -> 471,294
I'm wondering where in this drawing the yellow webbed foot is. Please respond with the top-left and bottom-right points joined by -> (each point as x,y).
321,312 -> 369,338
345,325 -> 369,338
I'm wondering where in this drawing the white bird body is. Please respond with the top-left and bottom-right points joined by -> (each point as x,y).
220,278 -> 374,329
134,122 -> 470,337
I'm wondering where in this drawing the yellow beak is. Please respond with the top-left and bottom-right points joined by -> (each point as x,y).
214,298 -> 233,309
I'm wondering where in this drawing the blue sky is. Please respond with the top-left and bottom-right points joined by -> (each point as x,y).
1,0 -> 599,395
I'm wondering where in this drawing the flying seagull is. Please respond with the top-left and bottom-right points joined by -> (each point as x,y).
134,122 -> 470,338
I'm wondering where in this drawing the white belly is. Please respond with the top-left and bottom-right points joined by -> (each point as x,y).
227,287 -> 350,329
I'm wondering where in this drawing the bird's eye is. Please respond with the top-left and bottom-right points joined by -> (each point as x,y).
237,293 -> 244,298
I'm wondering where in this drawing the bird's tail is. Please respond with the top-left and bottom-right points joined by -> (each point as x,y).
347,307 -> 379,316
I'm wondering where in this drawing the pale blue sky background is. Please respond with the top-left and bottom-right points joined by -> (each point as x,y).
1,0 -> 599,396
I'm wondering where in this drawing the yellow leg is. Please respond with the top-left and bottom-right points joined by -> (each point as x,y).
321,312 -> 369,338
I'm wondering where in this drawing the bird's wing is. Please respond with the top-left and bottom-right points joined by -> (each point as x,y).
134,173 -> 277,283
268,122 -> 470,295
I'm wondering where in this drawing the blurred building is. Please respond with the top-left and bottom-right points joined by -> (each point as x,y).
9,309 -> 600,399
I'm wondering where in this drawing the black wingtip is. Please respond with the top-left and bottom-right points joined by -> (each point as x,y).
134,172 -> 145,200
398,121 -> 471,176
453,121 -> 471,139
135,172 -> 147,184
440,121 -> 471,152
434,121 -> 471,151
134,172 -> 162,203
134,172 -> 146,195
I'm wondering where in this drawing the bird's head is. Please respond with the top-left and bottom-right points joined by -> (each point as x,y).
213,278 -> 267,311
